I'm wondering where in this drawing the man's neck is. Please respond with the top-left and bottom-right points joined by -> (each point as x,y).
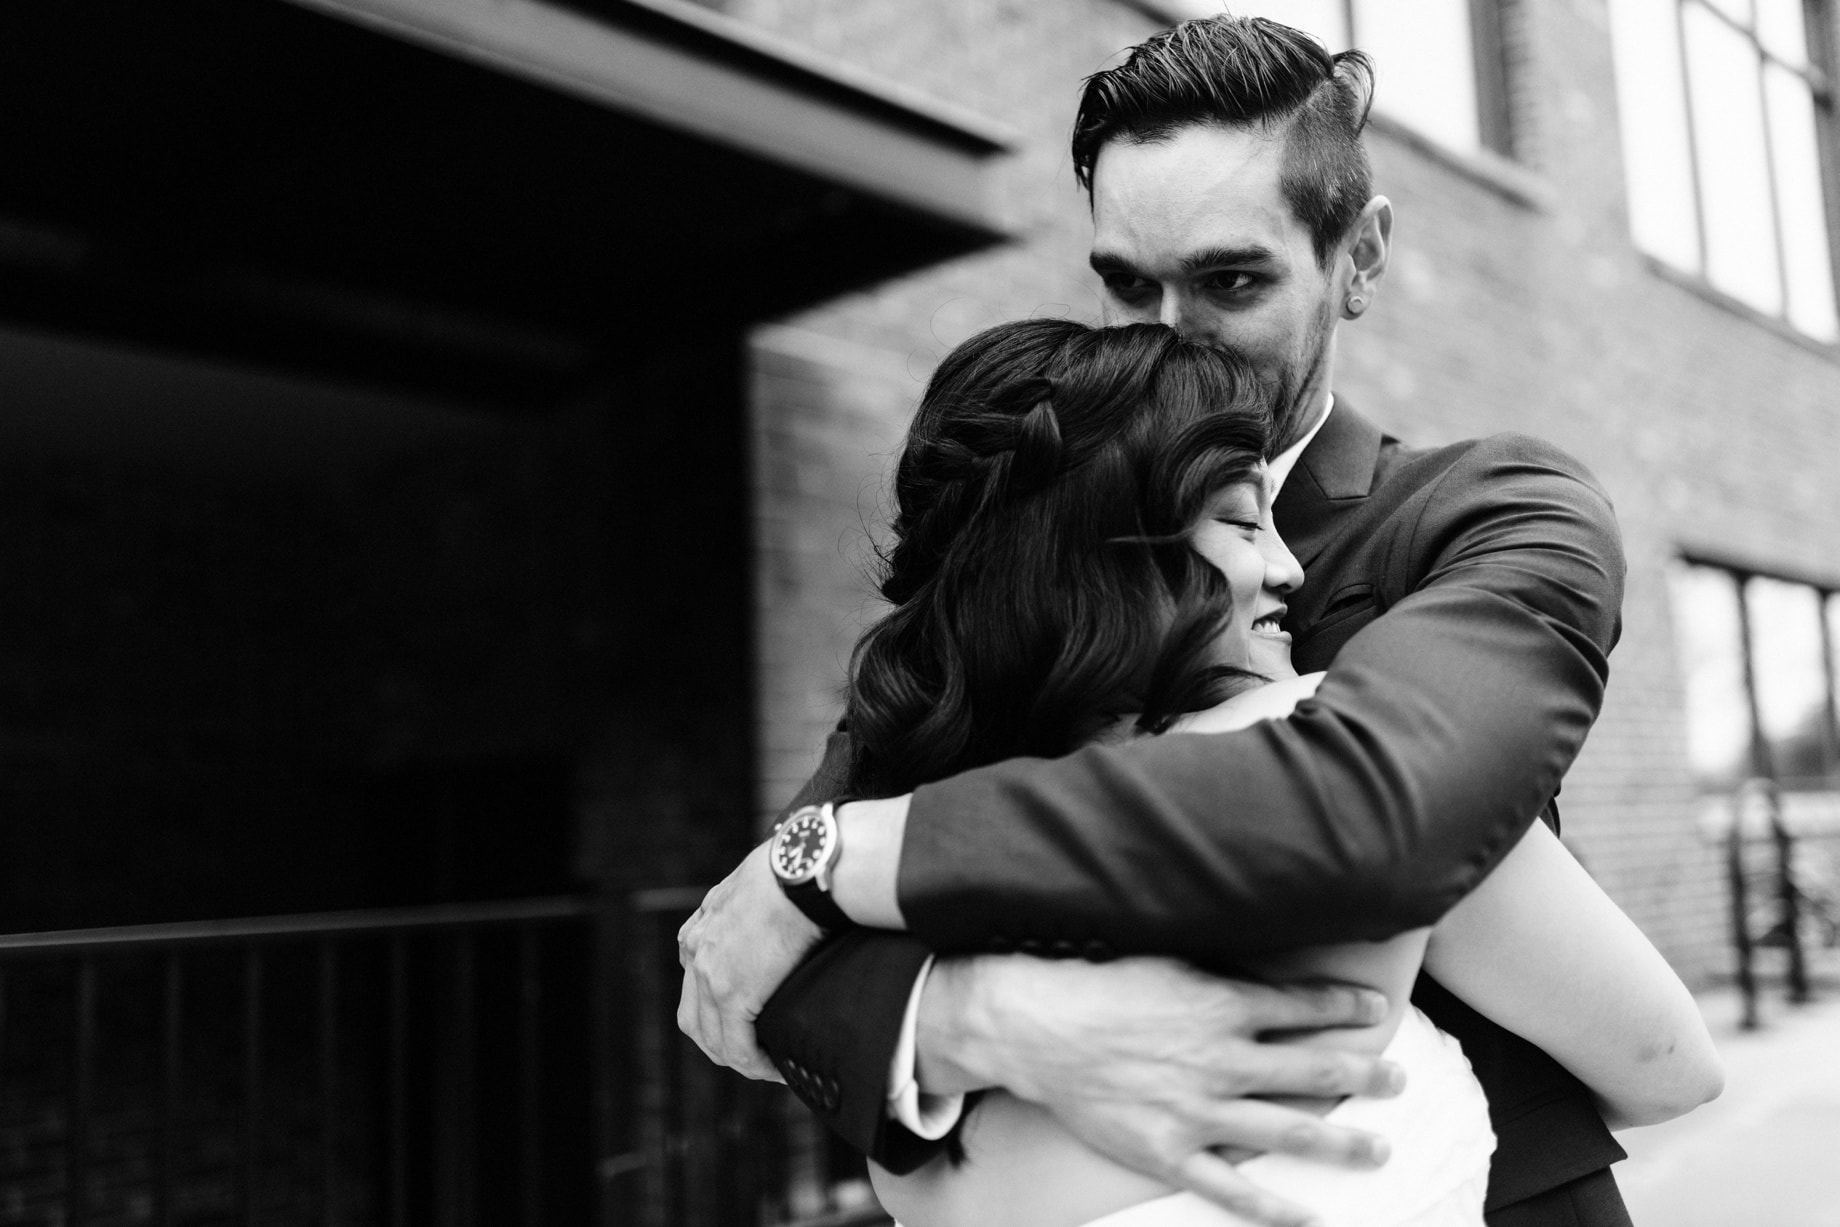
1278,393 -> 1332,455
1268,394 -> 1334,496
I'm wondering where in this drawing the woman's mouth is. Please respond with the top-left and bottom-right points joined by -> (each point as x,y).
1251,609 -> 1287,635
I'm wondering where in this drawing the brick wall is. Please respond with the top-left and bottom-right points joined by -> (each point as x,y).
734,0 -> 1840,984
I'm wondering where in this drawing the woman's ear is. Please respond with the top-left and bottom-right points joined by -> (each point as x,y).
1340,195 -> 1392,320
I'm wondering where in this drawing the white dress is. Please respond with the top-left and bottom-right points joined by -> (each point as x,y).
1073,1006 -> 1494,1227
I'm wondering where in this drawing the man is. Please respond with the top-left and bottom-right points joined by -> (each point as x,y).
680,16 -> 1630,1227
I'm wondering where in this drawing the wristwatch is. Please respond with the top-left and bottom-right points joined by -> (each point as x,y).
769,802 -> 853,931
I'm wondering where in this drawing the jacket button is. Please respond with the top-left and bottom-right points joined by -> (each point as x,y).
1082,940 -> 1115,962
1049,939 -> 1078,959
1018,938 -> 1044,955
988,936 -> 1015,954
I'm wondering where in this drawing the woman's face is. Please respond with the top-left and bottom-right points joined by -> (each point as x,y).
1189,466 -> 1304,677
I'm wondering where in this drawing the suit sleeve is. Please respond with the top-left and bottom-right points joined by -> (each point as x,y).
896,434 -> 1626,959
752,728 -> 949,1171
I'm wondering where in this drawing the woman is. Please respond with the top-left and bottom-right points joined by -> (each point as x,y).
830,319 -> 1719,1227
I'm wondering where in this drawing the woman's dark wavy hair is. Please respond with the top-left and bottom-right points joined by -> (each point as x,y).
842,320 -> 1272,803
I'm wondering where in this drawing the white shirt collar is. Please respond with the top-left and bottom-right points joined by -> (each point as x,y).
1266,394 -> 1334,496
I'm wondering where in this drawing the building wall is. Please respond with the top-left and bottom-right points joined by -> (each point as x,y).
737,0 -> 1840,984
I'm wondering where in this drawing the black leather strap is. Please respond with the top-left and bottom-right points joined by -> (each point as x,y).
783,876 -> 853,931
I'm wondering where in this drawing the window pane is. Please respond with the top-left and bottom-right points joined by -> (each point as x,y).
1670,563 -> 1754,788
1609,0 -> 1702,270
1829,594 -> 1840,772
1149,0 -> 1231,18
1764,65 -> 1840,340
1754,0 -> 1810,67
1353,0 -> 1482,152
1747,577 -> 1833,782
1222,0 -> 1351,48
1684,3 -> 1784,314
1699,0 -> 1755,23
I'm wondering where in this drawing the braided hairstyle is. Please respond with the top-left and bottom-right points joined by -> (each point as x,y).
843,319 -> 1273,802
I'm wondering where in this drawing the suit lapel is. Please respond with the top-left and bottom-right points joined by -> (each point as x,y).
1272,400 -> 1386,570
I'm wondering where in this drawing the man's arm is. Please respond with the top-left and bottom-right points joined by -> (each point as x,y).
692,434 -> 1622,1169
890,435 -> 1622,956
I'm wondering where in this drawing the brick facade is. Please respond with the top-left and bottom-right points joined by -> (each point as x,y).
734,0 -> 1840,984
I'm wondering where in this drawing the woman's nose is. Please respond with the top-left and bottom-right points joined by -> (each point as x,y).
1263,532 -> 1304,595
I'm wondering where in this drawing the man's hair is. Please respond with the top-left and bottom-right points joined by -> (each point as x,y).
843,319 -> 1272,803
1071,15 -> 1376,266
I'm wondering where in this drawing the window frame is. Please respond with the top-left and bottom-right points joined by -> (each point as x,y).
1665,0 -> 1840,339
1676,554 -> 1840,792
1125,0 -> 1515,158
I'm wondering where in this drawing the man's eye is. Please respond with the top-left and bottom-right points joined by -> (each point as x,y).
1204,272 -> 1258,295
1103,273 -> 1153,300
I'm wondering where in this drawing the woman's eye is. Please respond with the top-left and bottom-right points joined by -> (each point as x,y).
1215,517 -> 1261,533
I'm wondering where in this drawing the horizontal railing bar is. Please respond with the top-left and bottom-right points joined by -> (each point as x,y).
780,1208 -> 894,1227
630,886 -> 709,914
0,895 -> 594,955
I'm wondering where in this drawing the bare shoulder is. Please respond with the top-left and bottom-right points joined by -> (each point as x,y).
1171,672 -> 1326,735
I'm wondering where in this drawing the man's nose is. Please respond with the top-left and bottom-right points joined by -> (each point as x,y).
1158,292 -> 1229,347
1157,290 -> 1189,332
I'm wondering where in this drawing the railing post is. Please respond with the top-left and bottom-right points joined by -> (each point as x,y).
454,933 -> 478,1227
631,899 -> 670,1227
70,957 -> 95,1227
1767,788 -> 1811,1003
519,926 -> 543,1227
390,934 -> 409,1227
244,945 -> 263,1227
593,890 -> 631,1227
1727,793 -> 1760,1030
319,941 -> 339,1227
160,953 -> 182,1227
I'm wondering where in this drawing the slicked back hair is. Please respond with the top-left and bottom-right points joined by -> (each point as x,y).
1072,15 -> 1376,267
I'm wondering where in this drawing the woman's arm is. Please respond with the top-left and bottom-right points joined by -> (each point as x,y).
1422,821 -> 1723,1129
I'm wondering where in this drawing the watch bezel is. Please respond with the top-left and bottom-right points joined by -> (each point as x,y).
771,804 -> 838,888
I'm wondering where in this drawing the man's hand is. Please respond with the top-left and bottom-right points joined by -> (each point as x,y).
676,840 -> 825,1081
924,956 -> 1403,1227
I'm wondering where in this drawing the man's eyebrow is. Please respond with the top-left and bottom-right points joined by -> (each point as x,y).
1180,244 -> 1278,274
1088,250 -> 1137,275
1088,246 -> 1281,277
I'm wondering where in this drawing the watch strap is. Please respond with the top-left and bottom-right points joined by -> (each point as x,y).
784,873 -> 853,931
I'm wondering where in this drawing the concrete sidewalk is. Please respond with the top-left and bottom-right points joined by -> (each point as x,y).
1616,956 -> 1840,1227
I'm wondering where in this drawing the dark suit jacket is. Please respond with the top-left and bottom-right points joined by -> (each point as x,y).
758,404 -> 1631,1220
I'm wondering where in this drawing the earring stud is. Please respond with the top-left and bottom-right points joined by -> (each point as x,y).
1346,294 -> 1367,315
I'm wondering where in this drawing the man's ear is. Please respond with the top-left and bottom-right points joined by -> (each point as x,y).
1340,195 -> 1392,320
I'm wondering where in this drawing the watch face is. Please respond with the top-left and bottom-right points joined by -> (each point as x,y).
773,809 -> 833,884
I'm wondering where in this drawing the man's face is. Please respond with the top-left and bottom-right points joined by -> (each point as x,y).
1089,124 -> 1345,451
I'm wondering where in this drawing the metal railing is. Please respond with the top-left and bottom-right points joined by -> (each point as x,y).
0,892 -> 891,1227
612,888 -> 889,1227
1723,781 -> 1840,1027
0,896 -> 594,1227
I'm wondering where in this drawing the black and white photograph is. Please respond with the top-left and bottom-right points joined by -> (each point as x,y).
0,3 -> 1837,1226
